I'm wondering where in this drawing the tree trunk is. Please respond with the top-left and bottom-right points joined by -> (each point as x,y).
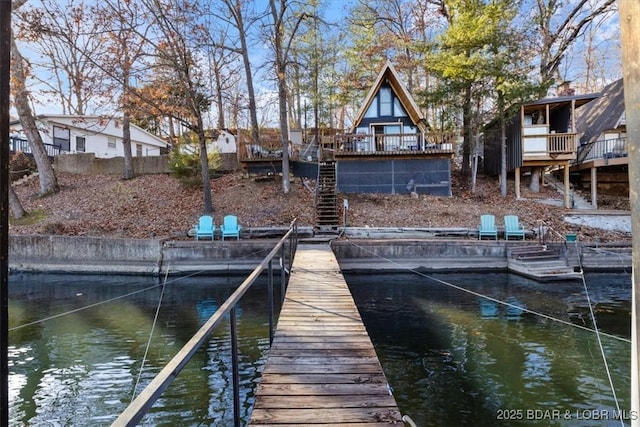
269,0 -> 290,195
461,84 -> 472,176
236,8 -> 260,145
499,92 -> 507,198
530,167 -> 541,192
197,122 -> 213,214
9,185 -> 25,219
213,65 -> 225,129
618,0 -> 640,417
277,64 -> 291,194
122,64 -> 135,180
10,37 -> 58,196
122,111 -> 135,180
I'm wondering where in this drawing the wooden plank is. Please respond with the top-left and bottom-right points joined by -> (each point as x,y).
252,395 -> 396,409
248,244 -> 402,426
249,408 -> 402,424
270,341 -> 374,350
272,335 -> 374,343
265,356 -> 381,365
265,348 -> 378,358
262,364 -> 384,375
255,383 -> 393,396
257,373 -> 388,384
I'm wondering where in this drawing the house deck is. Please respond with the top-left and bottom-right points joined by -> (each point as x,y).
248,244 -> 402,425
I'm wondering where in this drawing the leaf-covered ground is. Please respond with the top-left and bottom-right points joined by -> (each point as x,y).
9,170 -> 631,243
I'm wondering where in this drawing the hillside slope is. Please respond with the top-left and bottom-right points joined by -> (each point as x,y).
9,171 -> 631,243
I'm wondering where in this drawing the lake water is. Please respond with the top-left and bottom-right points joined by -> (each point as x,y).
347,271 -> 632,427
8,271 -> 632,426
8,273 -> 282,426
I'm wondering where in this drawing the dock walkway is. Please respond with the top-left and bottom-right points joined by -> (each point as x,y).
248,244 -> 402,426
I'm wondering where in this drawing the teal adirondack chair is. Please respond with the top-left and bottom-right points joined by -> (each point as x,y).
478,214 -> 498,240
220,215 -> 241,240
504,215 -> 525,240
195,215 -> 215,240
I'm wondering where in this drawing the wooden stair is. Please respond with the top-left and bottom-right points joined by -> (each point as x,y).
315,161 -> 339,229
507,245 -> 582,281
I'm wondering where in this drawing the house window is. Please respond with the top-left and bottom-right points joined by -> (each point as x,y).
136,144 -> 142,156
53,126 -> 70,151
107,136 -> 117,149
76,136 -> 86,152
379,87 -> 392,116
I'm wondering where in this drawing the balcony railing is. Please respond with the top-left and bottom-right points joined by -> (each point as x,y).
522,132 -> 577,159
329,131 -> 456,157
577,137 -> 628,163
9,136 -> 63,157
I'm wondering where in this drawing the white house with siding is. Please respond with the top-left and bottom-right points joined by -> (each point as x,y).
9,115 -> 169,158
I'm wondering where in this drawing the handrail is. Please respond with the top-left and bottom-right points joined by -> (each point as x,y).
576,136 -> 628,164
332,131 -> 456,155
537,219 -> 570,246
112,219 -> 298,427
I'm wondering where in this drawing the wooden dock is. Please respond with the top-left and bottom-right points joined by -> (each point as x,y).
248,244 -> 403,426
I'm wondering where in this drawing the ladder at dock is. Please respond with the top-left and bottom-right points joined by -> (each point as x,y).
248,244 -> 402,425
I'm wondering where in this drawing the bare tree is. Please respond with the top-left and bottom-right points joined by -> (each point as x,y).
215,0 -> 262,145
95,0 -> 154,180
202,21 -> 243,130
533,0 -> 617,94
14,0 -> 109,115
10,0 -> 58,196
138,0 -> 215,213
266,0 -> 312,194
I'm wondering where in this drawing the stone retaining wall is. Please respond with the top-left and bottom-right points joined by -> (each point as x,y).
8,235 -> 631,276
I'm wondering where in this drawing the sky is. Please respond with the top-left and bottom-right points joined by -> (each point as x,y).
13,0 -> 623,127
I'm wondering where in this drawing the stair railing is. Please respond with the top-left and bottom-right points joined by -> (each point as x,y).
536,219 -> 578,263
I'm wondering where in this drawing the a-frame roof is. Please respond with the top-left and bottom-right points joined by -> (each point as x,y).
575,78 -> 625,146
350,61 -> 427,133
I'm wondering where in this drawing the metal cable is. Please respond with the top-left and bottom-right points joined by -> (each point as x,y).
131,264 -> 170,403
344,239 -> 630,344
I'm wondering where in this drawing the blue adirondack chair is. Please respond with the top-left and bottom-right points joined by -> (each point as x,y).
504,215 -> 525,240
478,214 -> 498,240
220,215 -> 241,240
195,215 -> 215,240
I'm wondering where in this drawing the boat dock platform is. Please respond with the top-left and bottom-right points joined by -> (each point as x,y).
248,244 -> 403,425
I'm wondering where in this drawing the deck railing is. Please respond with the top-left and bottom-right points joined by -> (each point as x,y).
238,139 -> 284,161
522,132 -> 577,158
577,137 -> 628,163
9,136 -> 63,157
547,132 -> 577,154
112,220 -> 298,427
330,131 -> 456,156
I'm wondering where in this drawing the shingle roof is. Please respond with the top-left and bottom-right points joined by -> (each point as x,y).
575,78 -> 625,146
350,61 -> 427,133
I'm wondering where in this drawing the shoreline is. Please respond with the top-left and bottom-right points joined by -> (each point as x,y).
8,233 -> 632,277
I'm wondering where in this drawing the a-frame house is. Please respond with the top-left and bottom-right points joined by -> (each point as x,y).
329,62 -> 455,196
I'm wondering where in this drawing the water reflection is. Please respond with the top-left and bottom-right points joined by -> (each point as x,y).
347,272 -> 632,427
9,271 -> 632,426
8,273 -> 280,426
